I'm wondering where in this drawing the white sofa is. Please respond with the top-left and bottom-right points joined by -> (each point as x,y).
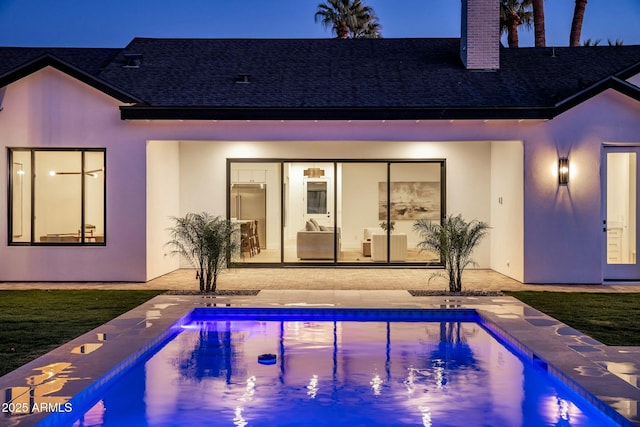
297,220 -> 341,260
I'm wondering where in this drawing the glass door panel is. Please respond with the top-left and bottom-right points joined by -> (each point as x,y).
604,149 -> 640,280
337,162 -> 387,263
283,162 -> 335,263
229,162 -> 281,264
389,162 -> 443,263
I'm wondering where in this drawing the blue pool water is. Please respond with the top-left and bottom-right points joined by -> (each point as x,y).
44,308 -> 621,426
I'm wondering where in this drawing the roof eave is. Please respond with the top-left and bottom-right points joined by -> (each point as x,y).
0,54 -> 142,104
119,106 -> 555,121
555,76 -> 640,114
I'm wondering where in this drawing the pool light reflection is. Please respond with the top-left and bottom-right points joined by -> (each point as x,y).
371,373 -> 383,396
233,406 -> 247,427
419,406 -> 432,427
307,374 -> 319,399
233,376 -> 256,427
541,394 -> 581,425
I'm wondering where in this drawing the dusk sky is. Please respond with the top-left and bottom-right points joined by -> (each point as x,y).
0,0 -> 638,48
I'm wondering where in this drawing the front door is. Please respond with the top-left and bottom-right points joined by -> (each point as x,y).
603,146 -> 640,281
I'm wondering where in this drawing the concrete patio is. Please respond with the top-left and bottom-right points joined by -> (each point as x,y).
3,268 -> 640,292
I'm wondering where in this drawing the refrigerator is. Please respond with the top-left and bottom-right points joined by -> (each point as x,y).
231,183 -> 266,248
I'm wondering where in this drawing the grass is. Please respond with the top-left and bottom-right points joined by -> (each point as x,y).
0,290 -> 165,377
506,291 -> 640,346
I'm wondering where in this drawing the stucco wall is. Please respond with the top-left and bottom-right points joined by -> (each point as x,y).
490,141 -> 524,281
146,140 -> 180,280
0,68 -> 148,281
523,89 -> 640,283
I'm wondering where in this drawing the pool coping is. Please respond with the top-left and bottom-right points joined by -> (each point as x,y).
0,291 -> 638,427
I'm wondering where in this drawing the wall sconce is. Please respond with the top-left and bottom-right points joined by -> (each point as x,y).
558,157 -> 569,185
303,167 -> 325,178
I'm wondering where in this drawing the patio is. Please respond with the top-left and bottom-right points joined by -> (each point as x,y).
3,268 -> 640,292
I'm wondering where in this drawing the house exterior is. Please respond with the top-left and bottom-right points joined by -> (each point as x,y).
1,0 -> 639,285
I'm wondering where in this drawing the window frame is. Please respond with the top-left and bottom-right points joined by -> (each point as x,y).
227,158 -> 446,266
7,147 -> 107,246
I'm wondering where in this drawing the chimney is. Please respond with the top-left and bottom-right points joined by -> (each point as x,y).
460,0 -> 500,70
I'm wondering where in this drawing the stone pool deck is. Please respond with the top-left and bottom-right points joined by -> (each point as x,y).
1,269 -> 640,426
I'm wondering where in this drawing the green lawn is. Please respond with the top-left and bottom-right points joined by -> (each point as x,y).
0,290 -> 165,377
506,291 -> 640,346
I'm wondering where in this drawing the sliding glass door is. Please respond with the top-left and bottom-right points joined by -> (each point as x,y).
228,159 -> 444,266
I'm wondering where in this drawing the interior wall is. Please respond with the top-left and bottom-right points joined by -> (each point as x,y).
490,141 -> 524,281
146,140 -> 180,280
340,163 -> 387,249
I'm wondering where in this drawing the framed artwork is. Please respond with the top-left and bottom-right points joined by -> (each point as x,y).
378,182 -> 440,221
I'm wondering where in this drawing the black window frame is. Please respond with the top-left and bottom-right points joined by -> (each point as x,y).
227,158 -> 446,267
7,147 -> 107,246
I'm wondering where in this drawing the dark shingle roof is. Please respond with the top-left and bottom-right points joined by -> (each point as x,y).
0,47 -> 120,76
1,38 -> 639,120
0,47 -> 141,103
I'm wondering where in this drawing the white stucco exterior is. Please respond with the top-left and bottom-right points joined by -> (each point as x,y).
1,66 -> 639,284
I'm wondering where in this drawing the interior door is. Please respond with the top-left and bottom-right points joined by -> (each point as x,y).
603,147 -> 640,281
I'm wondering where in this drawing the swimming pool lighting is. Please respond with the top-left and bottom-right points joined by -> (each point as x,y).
371,373 -> 383,396
307,374 -> 319,399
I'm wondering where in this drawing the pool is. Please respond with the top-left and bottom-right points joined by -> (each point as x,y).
39,308 -> 623,426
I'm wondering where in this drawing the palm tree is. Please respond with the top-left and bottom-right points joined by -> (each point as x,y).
500,0 -> 533,48
532,0 -> 545,47
315,0 -> 382,39
570,0 -> 588,47
413,214 -> 489,293
166,212 -> 238,292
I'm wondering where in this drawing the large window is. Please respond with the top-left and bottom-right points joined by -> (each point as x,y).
8,148 -> 106,245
